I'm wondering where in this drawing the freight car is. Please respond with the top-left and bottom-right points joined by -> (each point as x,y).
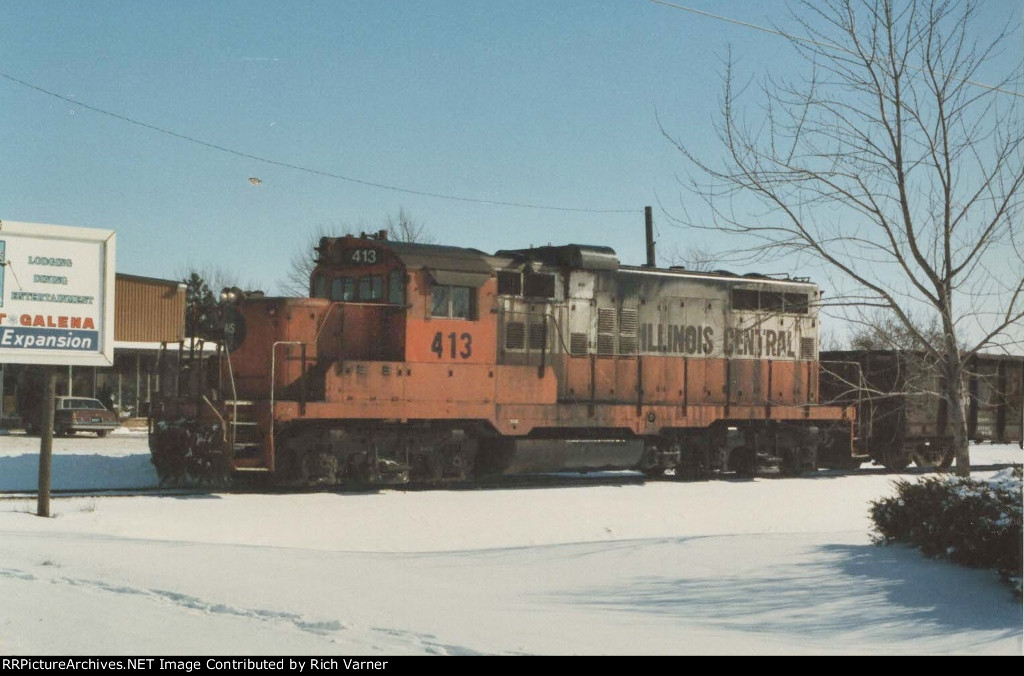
967,353 -> 1023,447
148,232 -> 860,487
820,351 -> 1024,470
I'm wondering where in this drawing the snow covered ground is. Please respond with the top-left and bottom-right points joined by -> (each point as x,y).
0,429 -> 1021,656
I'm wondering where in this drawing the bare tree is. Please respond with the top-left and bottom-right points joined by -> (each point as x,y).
280,223 -> 334,297
847,309 -> 945,352
279,209 -> 434,296
385,207 -> 435,246
665,0 -> 1024,475
663,242 -> 719,272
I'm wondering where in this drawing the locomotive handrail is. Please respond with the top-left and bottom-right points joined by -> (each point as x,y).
540,309 -> 574,358
176,340 -> 184,396
312,300 -> 404,350
270,340 -> 307,453
503,306 -> 590,408
313,302 -> 345,344
500,307 -> 575,357
201,395 -> 228,443
149,341 -> 167,438
225,341 -> 239,444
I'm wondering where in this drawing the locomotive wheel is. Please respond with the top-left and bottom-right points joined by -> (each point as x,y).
840,456 -> 864,471
676,447 -> 710,481
780,448 -> 800,477
149,421 -> 230,486
301,451 -> 339,486
184,423 -> 232,486
639,446 -> 666,478
443,443 -> 475,482
150,424 -> 191,485
881,445 -> 910,471
911,445 -> 954,471
413,452 -> 444,484
729,447 -> 758,476
781,445 -> 818,477
411,436 -> 477,484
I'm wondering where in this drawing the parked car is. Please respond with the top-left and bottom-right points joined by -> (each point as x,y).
50,396 -> 120,437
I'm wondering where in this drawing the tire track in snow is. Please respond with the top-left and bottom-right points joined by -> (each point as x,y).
2,566 -> 488,654
0,568 -> 36,581
60,576 -> 348,634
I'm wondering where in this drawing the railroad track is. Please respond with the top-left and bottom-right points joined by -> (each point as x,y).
0,462 -> 1017,500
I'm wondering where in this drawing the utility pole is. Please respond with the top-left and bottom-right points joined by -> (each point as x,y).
37,367 -> 56,518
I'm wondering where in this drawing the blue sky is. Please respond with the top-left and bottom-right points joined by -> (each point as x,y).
2,0 -> 1021,310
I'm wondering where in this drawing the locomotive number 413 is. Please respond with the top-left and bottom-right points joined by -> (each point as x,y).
431,331 -> 472,359
349,249 -> 377,264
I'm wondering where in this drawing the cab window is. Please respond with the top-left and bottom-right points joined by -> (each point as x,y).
431,285 -> 474,319
388,270 -> 405,305
451,286 -> 471,318
331,277 -> 355,301
431,286 -> 450,316
358,275 -> 383,301
312,275 -> 327,299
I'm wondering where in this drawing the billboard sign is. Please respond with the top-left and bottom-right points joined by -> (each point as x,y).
0,220 -> 116,366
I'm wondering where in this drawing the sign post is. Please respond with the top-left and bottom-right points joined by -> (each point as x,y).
0,220 -> 116,516
37,367 -> 56,517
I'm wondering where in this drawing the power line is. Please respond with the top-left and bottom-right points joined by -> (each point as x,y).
649,0 -> 835,47
648,0 -> 1024,100
0,71 -> 638,215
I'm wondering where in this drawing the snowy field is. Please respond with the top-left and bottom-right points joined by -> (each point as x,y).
0,429 -> 1021,656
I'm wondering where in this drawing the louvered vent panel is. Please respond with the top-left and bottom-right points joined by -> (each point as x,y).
505,322 -> 526,350
800,337 -> 816,360
529,321 -> 546,350
570,333 -> 588,355
619,308 -> 638,334
597,308 -> 616,333
597,334 -> 615,356
618,308 -> 638,355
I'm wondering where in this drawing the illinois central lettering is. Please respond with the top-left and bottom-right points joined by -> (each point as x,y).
640,323 -> 714,354
723,327 -> 797,358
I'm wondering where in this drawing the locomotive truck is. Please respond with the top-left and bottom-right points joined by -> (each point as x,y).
148,232 -> 861,487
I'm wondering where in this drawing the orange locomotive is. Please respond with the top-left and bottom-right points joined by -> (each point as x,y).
148,232 -> 860,486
